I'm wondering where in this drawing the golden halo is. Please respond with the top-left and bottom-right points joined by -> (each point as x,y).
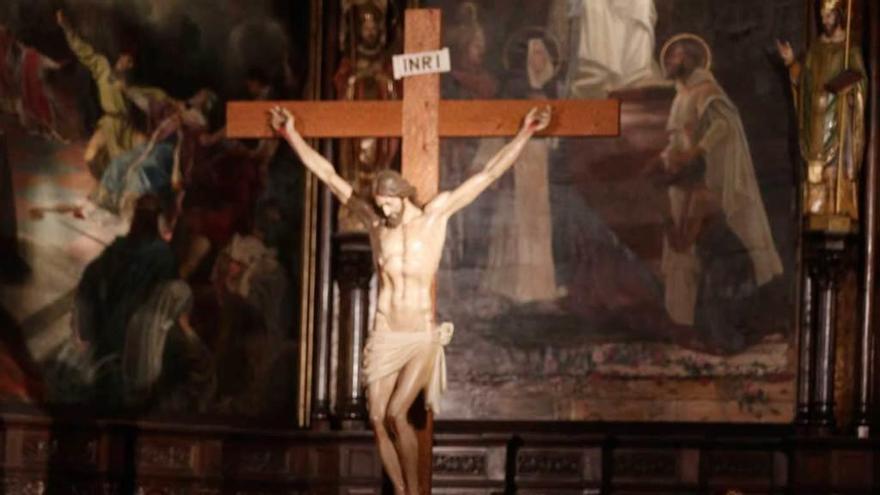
821,0 -> 841,15
502,26 -> 562,75
660,33 -> 713,76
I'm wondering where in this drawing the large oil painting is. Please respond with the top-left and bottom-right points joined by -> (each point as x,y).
0,0 -> 311,427
433,0 -> 805,421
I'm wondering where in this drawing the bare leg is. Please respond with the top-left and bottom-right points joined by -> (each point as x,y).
367,372 -> 406,495
119,191 -> 140,224
84,128 -> 107,165
386,346 -> 437,495
83,128 -> 107,182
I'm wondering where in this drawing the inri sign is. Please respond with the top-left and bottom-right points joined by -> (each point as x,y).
392,48 -> 451,80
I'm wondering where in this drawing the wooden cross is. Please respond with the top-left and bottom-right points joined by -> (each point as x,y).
226,8 -> 619,493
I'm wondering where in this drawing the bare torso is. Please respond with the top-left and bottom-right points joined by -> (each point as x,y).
371,210 -> 448,333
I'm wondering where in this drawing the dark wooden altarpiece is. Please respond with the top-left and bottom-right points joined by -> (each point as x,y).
1,0 -> 880,493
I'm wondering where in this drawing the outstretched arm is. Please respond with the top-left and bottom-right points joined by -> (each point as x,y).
269,106 -> 354,202
426,106 -> 551,218
776,39 -> 803,108
56,10 -> 110,80
37,50 -> 64,71
270,106 -> 379,224
124,86 -> 172,113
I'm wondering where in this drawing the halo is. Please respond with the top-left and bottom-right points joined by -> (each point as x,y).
340,0 -> 391,50
502,26 -> 562,74
660,33 -> 712,76
820,0 -> 841,15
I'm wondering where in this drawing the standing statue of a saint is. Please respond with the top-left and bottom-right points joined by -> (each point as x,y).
777,0 -> 867,232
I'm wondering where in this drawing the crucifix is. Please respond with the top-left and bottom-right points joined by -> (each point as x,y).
227,9 -> 618,494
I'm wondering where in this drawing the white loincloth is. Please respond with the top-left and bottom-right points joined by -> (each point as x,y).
362,323 -> 454,412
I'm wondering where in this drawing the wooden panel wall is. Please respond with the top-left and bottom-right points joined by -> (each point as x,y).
1,417 -> 877,494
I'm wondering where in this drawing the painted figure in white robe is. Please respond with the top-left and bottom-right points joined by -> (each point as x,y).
656,34 -> 783,339
482,35 -> 560,303
549,0 -> 661,98
122,280 -> 195,403
442,2 -> 498,266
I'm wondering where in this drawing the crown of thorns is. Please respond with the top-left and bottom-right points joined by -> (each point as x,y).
372,170 -> 416,199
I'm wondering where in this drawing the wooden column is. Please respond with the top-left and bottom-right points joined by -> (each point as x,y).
813,263 -> 838,429
310,0 -> 341,428
334,233 -> 374,427
311,142 -> 335,427
805,234 -> 853,432
857,0 -> 880,438
796,269 -> 816,426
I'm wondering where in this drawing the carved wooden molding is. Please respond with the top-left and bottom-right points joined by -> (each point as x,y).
134,484 -> 186,495
136,442 -> 197,472
432,444 -> 506,483
2,418 -> 880,492
613,450 -> 679,480
705,451 -> 773,480
129,482 -> 223,495
235,447 -> 290,476
341,445 -> 383,479
2,477 -> 45,495
433,452 -> 487,477
229,491 -> 303,495
20,435 -> 56,463
20,433 -> 99,467
430,490 -> 497,495
517,451 -> 582,479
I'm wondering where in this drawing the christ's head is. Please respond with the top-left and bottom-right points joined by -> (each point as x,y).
372,170 -> 416,227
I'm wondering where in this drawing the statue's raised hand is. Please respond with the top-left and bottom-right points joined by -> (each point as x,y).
775,39 -> 795,66
269,106 -> 296,137
523,106 -> 552,133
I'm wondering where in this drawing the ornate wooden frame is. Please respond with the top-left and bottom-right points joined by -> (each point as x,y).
308,0 -> 880,432
0,0 -> 877,492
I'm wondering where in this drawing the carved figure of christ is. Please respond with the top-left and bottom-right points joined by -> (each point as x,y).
226,9 -> 619,494
269,102 -> 549,495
